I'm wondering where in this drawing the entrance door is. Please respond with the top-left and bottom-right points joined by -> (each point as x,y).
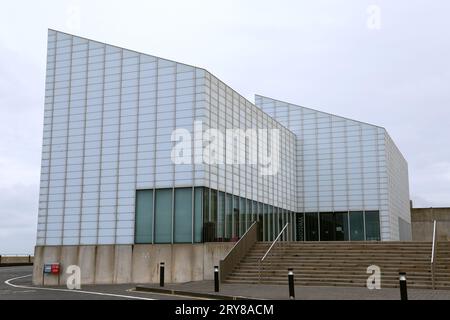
320,212 -> 335,241
319,212 -> 349,241
334,212 -> 349,241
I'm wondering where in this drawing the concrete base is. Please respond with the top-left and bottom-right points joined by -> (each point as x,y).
32,243 -> 234,286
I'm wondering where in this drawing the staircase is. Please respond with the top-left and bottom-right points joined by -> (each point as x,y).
224,241 -> 450,289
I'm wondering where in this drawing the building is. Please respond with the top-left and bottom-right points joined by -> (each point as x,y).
33,30 -> 411,285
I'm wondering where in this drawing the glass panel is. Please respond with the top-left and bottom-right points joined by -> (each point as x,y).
225,194 -> 232,241
290,212 -> 294,241
217,192 -> 225,241
203,188 -> 209,222
258,202 -> 263,241
263,204 -> 268,241
174,188 -> 192,243
252,201 -> 257,223
320,212 -> 334,241
233,196 -> 240,240
135,190 -> 153,243
154,188 -> 172,243
240,197 -> 246,236
203,188 -> 215,242
350,211 -> 365,241
280,208 -> 284,239
267,205 -> 273,241
210,189 -> 217,240
194,187 -> 202,243
273,207 -> 278,238
335,212 -> 349,241
365,211 -> 380,241
305,212 -> 319,241
247,199 -> 252,229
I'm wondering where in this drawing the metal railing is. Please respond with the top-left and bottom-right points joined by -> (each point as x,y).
259,223 -> 289,282
431,220 -> 437,290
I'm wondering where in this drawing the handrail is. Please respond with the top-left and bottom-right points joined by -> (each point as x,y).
261,223 -> 289,262
431,220 -> 437,289
259,223 -> 289,282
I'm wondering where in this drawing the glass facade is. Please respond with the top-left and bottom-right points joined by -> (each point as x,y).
135,187 -> 296,244
256,95 -> 411,241
296,211 -> 380,241
38,30 -> 409,247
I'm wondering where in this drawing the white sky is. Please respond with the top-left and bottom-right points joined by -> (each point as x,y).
1,0 -> 449,253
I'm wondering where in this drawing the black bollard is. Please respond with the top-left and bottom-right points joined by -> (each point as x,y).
288,268 -> 295,299
214,266 -> 220,292
160,262 -> 165,287
399,272 -> 408,300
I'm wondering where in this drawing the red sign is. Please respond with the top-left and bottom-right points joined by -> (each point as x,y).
50,263 -> 60,274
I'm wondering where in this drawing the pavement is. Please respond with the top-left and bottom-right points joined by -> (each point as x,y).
0,266 -> 196,300
2,266 -> 450,300
137,280 -> 450,300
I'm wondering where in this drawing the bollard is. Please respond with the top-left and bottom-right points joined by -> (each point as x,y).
214,266 -> 220,292
160,262 -> 165,287
399,272 -> 408,300
288,268 -> 295,299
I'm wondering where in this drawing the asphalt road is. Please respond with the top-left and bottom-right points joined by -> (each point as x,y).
0,266 -> 197,300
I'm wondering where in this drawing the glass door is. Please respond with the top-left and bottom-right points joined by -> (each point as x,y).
320,212 -> 335,241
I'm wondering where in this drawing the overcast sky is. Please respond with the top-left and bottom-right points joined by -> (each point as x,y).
1,0 -> 449,254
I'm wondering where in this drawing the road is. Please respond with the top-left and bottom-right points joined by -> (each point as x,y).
0,266 -> 197,300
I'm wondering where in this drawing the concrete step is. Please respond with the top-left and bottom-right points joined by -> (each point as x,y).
225,241 -> 450,289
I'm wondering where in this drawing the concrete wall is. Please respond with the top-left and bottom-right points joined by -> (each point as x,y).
0,256 -> 33,265
32,243 -> 234,286
411,208 -> 450,241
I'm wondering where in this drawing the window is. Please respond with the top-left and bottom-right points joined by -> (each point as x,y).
203,188 -> 215,242
247,199 -> 252,231
211,189 -> 218,236
365,211 -> 380,241
135,190 -> 153,243
319,212 -> 334,241
225,193 -> 232,240
349,211 -> 364,241
194,187 -> 203,243
233,196 -> 240,239
305,212 -> 319,241
174,188 -> 192,243
335,212 -> 349,241
240,197 -> 246,236
217,192 -> 225,241
154,188 -> 172,243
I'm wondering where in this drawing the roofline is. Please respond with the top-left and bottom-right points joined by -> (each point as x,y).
48,29 -> 296,136
48,28 -> 205,72
254,93 -> 387,131
255,93 -> 409,164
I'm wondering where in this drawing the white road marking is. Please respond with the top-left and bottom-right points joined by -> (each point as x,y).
4,274 -> 155,300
